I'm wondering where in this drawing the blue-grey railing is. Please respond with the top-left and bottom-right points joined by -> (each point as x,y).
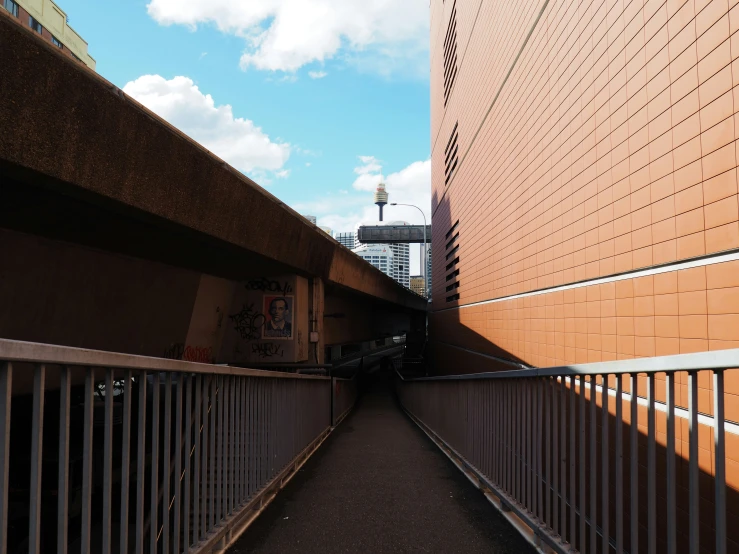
396,349 -> 739,554
0,338 -> 355,554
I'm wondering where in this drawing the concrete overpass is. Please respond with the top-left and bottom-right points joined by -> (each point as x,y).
0,13 -> 426,367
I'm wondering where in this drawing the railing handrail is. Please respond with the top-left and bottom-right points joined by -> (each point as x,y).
0,338 -> 328,380
397,348 -> 739,382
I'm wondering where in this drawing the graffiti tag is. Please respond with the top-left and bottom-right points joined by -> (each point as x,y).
163,343 -> 185,360
230,303 -> 266,341
246,277 -> 293,296
163,343 -> 213,363
252,343 -> 284,358
183,345 -> 213,364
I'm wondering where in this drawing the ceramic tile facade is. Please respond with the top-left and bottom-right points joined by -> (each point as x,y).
431,1 -> 739,550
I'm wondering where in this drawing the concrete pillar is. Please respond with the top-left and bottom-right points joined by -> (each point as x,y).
308,277 -> 325,365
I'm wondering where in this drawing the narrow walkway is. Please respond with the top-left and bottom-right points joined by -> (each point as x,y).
229,378 -> 535,553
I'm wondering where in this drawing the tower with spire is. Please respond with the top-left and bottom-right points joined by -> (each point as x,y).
374,182 -> 388,221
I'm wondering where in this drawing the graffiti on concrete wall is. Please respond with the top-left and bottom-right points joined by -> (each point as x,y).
251,342 -> 284,358
246,277 -> 293,296
229,303 -> 266,341
163,342 -> 185,360
163,343 -> 214,363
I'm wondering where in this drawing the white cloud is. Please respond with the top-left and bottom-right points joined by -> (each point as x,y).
305,162 -> 312,167
308,70 -> 328,79
146,0 -> 428,75
199,52 -> 207,59
123,75 -> 290,176
275,169 -> 291,178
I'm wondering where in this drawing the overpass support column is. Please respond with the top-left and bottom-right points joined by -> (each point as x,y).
308,277 -> 325,365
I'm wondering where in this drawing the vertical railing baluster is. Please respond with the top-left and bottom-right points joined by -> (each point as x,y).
102,368 -> 114,554
195,376 -> 204,543
150,373 -> 160,554
616,374 -> 623,554
529,379 -> 534,513
553,376 -> 559,536
688,371 -> 699,554
647,373 -> 656,554
538,378 -> 543,523
120,370 -> 132,554
209,376 -> 216,530
136,371 -> 147,554
714,370 -> 726,554
666,372 -> 676,554
603,374 -> 610,554
58,366 -> 71,554
235,376 -> 240,509
184,375 -> 192,551
590,375 -> 597,554
546,378 -> 551,528
81,367 -> 93,554
569,377 -> 575,547
174,373 -> 183,554
29,364 -> 45,554
560,377 -> 566,542
246,377 -> 249,503
508,380 -> 512,496
226,375 -> 237,515
220,375 -> 226,520
0,363 -> 11,554
217,375 -> 224,523
630,374 -> 638,554
516,381 -> 520,502
163,373 -> 172,554
579,376 -> 586,552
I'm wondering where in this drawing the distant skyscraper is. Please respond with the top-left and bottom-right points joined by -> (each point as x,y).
303,214 -> 317,225
335,232 -> 355,250
352,221 -> 410,288
410,276 -> 425,296
352,244 -> 393,278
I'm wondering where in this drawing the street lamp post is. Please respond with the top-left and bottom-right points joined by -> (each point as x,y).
390,203 -> 428,298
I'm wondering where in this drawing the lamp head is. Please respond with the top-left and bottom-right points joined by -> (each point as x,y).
390,203 -> 397,205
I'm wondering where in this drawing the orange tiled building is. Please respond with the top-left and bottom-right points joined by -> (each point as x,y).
430,1 -> 739,550
431,0 -> 739,376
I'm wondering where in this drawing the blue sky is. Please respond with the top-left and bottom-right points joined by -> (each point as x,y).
61,0 -> 431,270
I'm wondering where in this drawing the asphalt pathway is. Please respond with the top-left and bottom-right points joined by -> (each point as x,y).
228,377 -> 535,554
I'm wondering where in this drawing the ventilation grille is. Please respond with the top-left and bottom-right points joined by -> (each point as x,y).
443,0 -> 458,106
445,219 -> 460,303
445,122 -> 459,186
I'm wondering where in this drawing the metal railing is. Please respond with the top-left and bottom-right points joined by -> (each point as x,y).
0,338 -> 343,554
331,373 -> 358,427
396,349 -> 739,554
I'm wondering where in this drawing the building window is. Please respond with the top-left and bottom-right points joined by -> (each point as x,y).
29,16 -> 43,34
3,0 -> 18,17
71,52 -> 82,62
51,36 -> 63,48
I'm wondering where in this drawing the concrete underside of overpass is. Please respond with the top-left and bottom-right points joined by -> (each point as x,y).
0,13 -> 426,367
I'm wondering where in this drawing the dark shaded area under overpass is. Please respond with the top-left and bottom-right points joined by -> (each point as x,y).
228,373 -> 533,554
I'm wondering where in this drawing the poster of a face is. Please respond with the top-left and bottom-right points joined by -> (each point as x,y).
262,295 -> 293,339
